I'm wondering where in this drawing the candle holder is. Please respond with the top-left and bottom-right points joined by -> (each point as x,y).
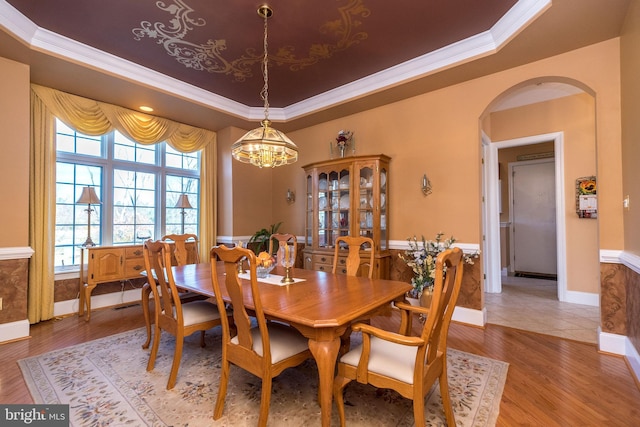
236,241 -> 245,274
277,242 -> 296,284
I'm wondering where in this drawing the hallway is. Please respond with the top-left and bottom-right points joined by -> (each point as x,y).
484,274 -> 600,344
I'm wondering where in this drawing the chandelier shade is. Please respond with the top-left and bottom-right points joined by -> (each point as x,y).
231,5 -> 298,168
231,119 -> 298,168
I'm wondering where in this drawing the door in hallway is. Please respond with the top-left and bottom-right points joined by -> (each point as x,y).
510,159 -> 557,276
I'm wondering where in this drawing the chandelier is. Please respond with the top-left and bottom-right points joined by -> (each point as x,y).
231,5 -> 298,168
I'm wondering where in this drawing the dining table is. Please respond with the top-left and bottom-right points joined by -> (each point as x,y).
171,262 -> 412,427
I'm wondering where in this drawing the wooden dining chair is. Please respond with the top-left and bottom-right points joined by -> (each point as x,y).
162,233 -> 200,265
142,233 -> 201,349
143,239 -> 225,390
332,235 -> 375,278
333,247 -> 465,427
268,233 -> 297,257
210,245 -> 312,427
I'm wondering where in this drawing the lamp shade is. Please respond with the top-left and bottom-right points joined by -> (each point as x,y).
76,186 -> 101,205
175,194 -> 193,209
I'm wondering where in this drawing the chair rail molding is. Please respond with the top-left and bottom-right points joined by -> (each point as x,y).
0,246 -> 35,260
619,251 -> 640,275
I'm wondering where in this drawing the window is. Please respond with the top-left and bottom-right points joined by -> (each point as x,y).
54,119 -> 200,268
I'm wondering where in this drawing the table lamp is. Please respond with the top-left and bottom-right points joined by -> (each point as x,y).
175,194 -> 192,234
76,186 -> 101,247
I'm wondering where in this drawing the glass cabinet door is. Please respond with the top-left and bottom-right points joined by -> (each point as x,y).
318,172 -> 329,248
305,173 -> 313,246
357,165 -> 374,241
380,166 -> 388,250
317,167 -> 350,249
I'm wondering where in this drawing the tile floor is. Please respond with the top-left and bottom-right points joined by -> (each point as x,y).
484,274 -> 600,344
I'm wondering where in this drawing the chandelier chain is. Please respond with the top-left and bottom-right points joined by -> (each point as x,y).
261,13 -> 269,121
230,5 -> 298,169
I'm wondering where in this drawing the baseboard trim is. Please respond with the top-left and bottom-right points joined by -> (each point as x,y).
597,328 -> 640,382
565,290 -> 599,307
452,306 -> 486,327
625,335 -> 640,382
0,319 -> 30,343
54,289 -> 142,318
598,328 -> 626,355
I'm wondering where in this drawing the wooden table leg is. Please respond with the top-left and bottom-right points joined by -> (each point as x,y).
308,337 -> 340,427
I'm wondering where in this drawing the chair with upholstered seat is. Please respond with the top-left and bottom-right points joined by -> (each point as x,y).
210,245 -> 312,427
332,235 -> 375,278
143,239 -> 225,390
333,247 -> 465,427
142,233 -> 201,349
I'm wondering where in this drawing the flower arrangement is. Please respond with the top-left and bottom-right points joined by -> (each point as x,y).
398,232 -> 478,297
332,130 -> 354,157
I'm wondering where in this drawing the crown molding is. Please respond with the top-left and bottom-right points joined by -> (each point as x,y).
0,0 -> 551,123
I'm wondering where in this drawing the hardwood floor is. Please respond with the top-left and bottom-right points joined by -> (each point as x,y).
2,303 -> 639,426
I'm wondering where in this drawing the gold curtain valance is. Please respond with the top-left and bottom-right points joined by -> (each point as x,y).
30,84 -> 215,152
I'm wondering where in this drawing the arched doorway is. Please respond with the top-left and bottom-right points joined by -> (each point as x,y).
480,78 -> 600,306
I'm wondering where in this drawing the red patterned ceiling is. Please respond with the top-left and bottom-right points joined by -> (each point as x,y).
0,0 -> 630,131
4,0 -> 516,107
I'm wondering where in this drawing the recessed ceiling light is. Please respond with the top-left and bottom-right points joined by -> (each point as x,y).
139,105 -> 154,112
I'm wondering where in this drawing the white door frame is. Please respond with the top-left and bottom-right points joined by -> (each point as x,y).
482,131 -> 567,301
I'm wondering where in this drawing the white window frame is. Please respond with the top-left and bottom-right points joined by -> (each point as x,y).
54,120 -> 200,272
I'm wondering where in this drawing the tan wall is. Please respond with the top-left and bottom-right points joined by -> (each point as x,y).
0,57 -> 30,248
489,94 -> 600,293
216,127 -> 238,238
618,0 -> 640,359
215,126 -> 276,238
273,39 -> 623,254
0,25 -> 627,314
621,0 -> 640,256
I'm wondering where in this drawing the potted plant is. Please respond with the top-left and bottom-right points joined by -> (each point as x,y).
399,232 -> 478,306
247,222 -> 282,254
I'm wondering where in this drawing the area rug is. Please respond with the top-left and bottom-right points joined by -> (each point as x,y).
18,327 -> 508,426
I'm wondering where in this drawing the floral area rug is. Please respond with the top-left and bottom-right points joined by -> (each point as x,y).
18,327 -> 508,426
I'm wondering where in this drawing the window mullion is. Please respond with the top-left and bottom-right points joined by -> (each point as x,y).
55,120 -> 201,268
102,133 -> 114,246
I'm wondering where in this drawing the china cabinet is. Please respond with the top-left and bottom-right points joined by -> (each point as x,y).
302,154 -> 390,278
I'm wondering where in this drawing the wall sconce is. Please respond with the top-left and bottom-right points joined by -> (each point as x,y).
286,189 -> 296,203
422,174 -> 432,196
76,186 -> 101,247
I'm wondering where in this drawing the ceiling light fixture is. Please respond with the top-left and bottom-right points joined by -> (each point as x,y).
231,5 -> 298,169
139,105 -> 154,112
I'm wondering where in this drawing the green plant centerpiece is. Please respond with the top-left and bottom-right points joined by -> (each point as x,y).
248,222 -> 282,254
399,232 -> 478,299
